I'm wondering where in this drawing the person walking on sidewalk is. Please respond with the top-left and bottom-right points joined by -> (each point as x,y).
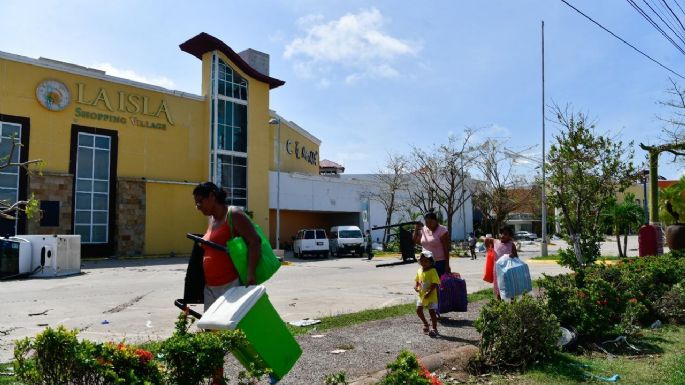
492,226 -> 518,300
412,210 -> 451,277
365,229 -> 374,260
468,232 -> 477,260
414,251 -> 440,337
192,181 -> 262,385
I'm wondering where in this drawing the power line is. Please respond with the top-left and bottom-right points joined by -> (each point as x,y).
660,0 -> 685,38
626,0 -> 685,54
641,0 -> 685,48
653,0 -> 685,41
559,0 -> 685,80
672,0 -> 685,19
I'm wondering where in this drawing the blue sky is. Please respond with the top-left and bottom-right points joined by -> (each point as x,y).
1,0 -> 683,179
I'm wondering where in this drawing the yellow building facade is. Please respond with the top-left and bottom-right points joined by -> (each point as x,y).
0,33 -> 298,257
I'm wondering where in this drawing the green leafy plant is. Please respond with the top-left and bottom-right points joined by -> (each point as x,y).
539,271 -> 622,340
602,193 -> 645,258
540,252 -> 685,343
655,282 -> 685,324
659,176 -> 685,225
377,350 -> 441,385
158,312 -> 250,385
471,295 -> 560,372
546,105 -> 636,270
13,326 -> 163,385
323,371 -> 348,385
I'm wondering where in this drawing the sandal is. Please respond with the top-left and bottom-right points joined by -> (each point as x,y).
423,325 -> 430,334
428,329 -> 438,338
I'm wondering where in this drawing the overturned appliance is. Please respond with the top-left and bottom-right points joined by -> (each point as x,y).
0,235 -> 81,280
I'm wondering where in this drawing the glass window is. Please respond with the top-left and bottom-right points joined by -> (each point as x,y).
0,121 -> 22,235
213,154 -> 248,207
304,231 -> 315,240
217,59 -> 247,101
340,230 -> 363,238
211,57 -> 249,208
316,230 -> 326,239
74,133 -> 111,244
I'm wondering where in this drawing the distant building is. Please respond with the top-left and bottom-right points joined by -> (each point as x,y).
319,159 -> 345,175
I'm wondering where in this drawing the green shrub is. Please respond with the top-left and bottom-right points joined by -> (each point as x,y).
13,326 -> 162,385
377,350 -> 439,385
472,295 -> 560,372
655,283 -> 685,324
158,313 -> 251,385
540,252 -> 685,342
540,272 -> 623,340
323,371 -> 348,385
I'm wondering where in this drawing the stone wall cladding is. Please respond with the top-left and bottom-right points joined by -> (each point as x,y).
27,172 -> 73,235
116,178 -> 145,256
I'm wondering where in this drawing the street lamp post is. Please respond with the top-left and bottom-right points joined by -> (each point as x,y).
541,20 -> 548,257
503,148 -> 547,256
268,117 -> 281,251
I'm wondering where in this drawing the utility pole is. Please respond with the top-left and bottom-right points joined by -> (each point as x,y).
541,20 -> 549,257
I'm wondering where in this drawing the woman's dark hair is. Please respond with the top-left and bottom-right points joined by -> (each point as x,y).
499,226 -> 514,237
424,210 -> 438,221
193,181 -> 227,203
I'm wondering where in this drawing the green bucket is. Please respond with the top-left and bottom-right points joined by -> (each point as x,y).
197,286 -> 301,380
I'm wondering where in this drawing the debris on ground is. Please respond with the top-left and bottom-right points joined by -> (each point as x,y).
288,318 -> 321,327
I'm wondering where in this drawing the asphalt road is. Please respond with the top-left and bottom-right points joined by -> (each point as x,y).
0,240 -> 577,363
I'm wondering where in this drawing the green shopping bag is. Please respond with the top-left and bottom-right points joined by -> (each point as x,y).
226,209 -> 281,284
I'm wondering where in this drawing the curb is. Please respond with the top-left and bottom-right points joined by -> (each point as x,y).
348,344 -> 479,385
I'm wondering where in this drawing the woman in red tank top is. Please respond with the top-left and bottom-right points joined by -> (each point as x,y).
193,182 -> 262,385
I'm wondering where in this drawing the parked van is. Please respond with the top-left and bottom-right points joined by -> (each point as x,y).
293,229 -> 329,258
329,226 -> 364,257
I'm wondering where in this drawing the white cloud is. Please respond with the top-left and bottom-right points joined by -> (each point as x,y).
91,63 -> 176,89
284,8 -> 421,83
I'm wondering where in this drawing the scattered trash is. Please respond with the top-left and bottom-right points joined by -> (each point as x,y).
602,335 -> 640,352
330,349 -> 346,354
101,320 -> 110,325
37,323 -> 48,327
28,309 -> 51,316
145,320 -> 152,328
311,334 -> 325,338
584,373 -> 620,382
558,326 -> 578,350
651,320 -> 663,329
572,363 -> 620,382
289,303 -> 296,307
288,318 -> 321,327
406,340 -> 412,344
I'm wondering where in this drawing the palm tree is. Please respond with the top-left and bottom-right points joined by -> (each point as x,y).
603,193 -> 645,258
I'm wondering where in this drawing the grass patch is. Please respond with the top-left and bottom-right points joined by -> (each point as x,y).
0,362 -> 19,385
467,325 -> 685,385
288,288 -> 494,336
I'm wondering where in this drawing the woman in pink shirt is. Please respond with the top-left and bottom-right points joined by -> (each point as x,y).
413,211 -> 451,277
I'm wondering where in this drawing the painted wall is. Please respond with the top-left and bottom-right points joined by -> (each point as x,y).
268,171 -> 474,244
0,56 -> 207,180
270,120 -> 320,175
145,182 -> 206,255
